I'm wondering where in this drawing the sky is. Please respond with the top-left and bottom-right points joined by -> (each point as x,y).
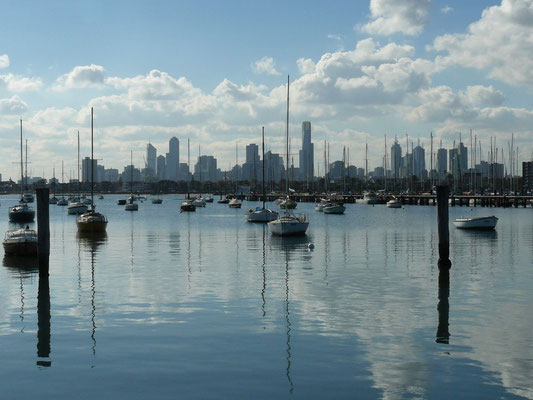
1,0 -> 532,180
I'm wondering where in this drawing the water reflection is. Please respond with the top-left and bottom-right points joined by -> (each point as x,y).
436,268 -> 450,344
284,246 -> 293,394
76,231 -> 107,360
37,274 -> 51,367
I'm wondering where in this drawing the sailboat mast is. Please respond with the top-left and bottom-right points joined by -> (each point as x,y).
78,130 -> 81,196
90,108 -> 94,206
19,119 -> 23,198
262,126 -> 265,209
285,75 -> 290,196
25,139 -> 28,190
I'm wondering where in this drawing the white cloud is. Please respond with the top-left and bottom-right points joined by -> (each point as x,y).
252,56 -> 281,76
431,0 -> 533,87
0,54 -> 9,69
54,64 -> 106,90
362,0 -> 430,36
0,73 -> 43,91
297,58 -> 316,75
0,96 -> 27,114
441,5 -> 453,14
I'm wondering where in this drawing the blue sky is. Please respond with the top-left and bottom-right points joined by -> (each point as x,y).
1,0 -> 532,180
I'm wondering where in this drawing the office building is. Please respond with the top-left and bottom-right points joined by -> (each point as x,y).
299,121 -> 314,182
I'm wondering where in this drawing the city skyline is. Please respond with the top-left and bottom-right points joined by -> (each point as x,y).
1,1 -> 533,180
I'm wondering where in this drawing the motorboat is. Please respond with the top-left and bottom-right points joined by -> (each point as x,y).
205,195 -> 214,203
98,194 -> 104,200
180,200 -> 196,212
49,196 -> 58,205
228,198 -> 242,208
67,201 -> 88,215
217,197 -> 230,204
269,212 -> 309,236
323,203 -> 346,214
77,107 -> 108,233
57,197 -> 68,206
453,215 -> 498,230
247,207 -> 279,222
8,202 -> 35,223
193,197 -> 206,207
3,226 -> 37,256
82,196 -> 92,205
151,197 -> 163,204
361,191 -> 378,204
117,199 -> 127,205
125,196 -> 139,211
386,198 -> 402,208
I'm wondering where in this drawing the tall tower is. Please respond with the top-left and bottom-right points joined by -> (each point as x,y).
299,121 -> 314,182
166,137 -> 180,181
391,140 -> 402,178
146,143 -> 156,173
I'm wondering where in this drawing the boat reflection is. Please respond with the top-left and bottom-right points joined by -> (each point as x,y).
76,231 -> 107,360
2,255 -> 39,277
269,234 -> 311,251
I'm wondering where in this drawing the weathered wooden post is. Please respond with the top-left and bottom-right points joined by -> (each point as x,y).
436,185 -> 451,269
36,188 -> 50,277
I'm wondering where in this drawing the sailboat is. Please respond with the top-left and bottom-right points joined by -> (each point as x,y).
9,120 -> 35,223
247,127 -> 279,222
68,131 -> 88,215
125,151 -> 139,211
268,76 -> 309,236
77,107 -> 108,233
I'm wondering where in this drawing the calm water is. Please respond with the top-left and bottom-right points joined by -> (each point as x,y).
0,195 -> 532,399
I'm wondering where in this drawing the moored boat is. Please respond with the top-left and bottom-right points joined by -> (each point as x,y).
67,201 -> 88,215
361,191 -> 378,204
151,197 -> 163,204
228,198 -> 242,208
453,215 -> 498,230
323,203 -> 346,214
3,226 -> 37,256
386,198 -> 402,208
117,199 -> 126,205
180,200 -> 196,212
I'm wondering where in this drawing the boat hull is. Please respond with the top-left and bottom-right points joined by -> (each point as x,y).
125,203 -> 139,211
323,204 -> 345,214
387,201 -> 402,208
76,220 -> 108,232
268,216 -> 309,236
67,203 -> 88,215
453,216 -> 498,230
247,209 -> 279,222
8,208 -> 35,223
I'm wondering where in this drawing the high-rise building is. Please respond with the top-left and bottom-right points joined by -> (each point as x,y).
194,155 -> 217,182
243,143 -> 260,181
81,157 -> 98,183
522,161 -> 533,191
391,140 -> 402,178
413,145 -> 426,179
299,121 -> 314,182
146,143 -> 157,173
157,155 -> 166,180
165,137 -> 179,181
437,148 -> 447,180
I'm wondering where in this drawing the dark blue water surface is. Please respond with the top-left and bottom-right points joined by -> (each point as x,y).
0,195 -> 532,399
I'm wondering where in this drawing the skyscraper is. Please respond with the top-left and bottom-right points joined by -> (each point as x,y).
146,143 -> 156,173
413,144 -> 426,179
299,121 -> 314,182
165,137 -> 179,181
157,155 -> 166,180
82,157 -> 98,183
391,140 -> 402,178
437,148 -> 447,180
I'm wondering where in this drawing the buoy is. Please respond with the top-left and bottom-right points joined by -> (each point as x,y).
307,243 -> 315,250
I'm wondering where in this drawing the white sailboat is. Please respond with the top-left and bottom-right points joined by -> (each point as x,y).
8,120 -> 35,223
68,131 -> 88,215
268,76 -> 308,236
453,215 -> 498,230
77,107 -> 108,233
248,127 -> 279,223
125,151 -> 139,211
